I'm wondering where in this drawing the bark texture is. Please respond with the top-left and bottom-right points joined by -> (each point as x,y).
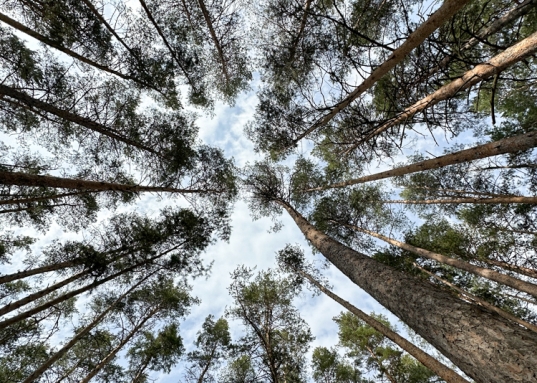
296,268 -> 470,383
289,0 -> 472,146
279,201 -> 537,383
307,131 -> 537,191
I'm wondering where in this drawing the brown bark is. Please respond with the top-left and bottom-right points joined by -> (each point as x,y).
195,0 -> 230,83
278,200 -> 537,382
0,12 -> 160,92
344,30 -> 537,153
382,196 -> 537,204
79,307 -> 160,383
0,171 -> 211,194
306,131 -> 537,191
287,0 -> 314,65
414,263 -> 537,333
0,84 -> 157,154
294,267 -> 470,383
0,260 -> 78,285
480,258 -> 537,280
0,191 -> 91,206
287,0 -> 472,147
343,223 -> 537,299
0,270 -> 88,317
21,274 -> 153,383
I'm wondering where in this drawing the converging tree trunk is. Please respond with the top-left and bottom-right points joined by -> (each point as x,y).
343,31 -> 537,153
286,0 -> 472,148
307,131 -> 537,192
277,200 -> 537,382
382,196 -> 537,204
341,223 -> 537,299
0,260 -> 79,285
292,267 -> 470,383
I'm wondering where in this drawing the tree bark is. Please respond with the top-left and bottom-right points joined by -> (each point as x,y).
21,274 -> 153,383
342,223 -> 537,299
344,30 -> 537,153
0,270 -> 89,317
287,0 -> 472,148
0,84 -> 157,154
287,0 -> 314,65
306,131 -> 537,191
414,263 -> 537,333
0,260 -> 79,285
294,267 -> 470,383
481,258 -> 537,280
0,12 -> 160,93
0,191 -> 92,206
277,200 -> 537,382
79,307 -> 160,383
0,170 -> 211,194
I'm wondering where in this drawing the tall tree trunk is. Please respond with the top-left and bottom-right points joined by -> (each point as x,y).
341,223 -> 537,299
0,191 -> 93,206
293,267 -> 470,383
137,0 -> 197,87
0,170 -> 212,194
306,131 -> 537,191
21,274 -> 153,383
343,31 -> 537,153
0,84 -> 157,154
287,0 -> 313,65
0,12 -> 160,93
277,200 -> 537,382
414,263 -> 537,333
0,270 -> 89,317
286,0 -> 471,148
195,0 -> 231,84
481,258 -> 537,280
78,307 -> 160,383
0,260 -> 79,285
425,0 -> 537,79
382,196 -> 537,204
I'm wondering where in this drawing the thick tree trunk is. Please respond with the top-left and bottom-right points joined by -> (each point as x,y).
0,170 -> 209,194
414,263 -> 537,333
278,200 -> 537,382
0,84 -> 157,154
21,275 -> 153,383
287,0 -> 472,147
294,267 -> 470,383
0,12 -> 158,92
344,30 -> 537,153
79,307 -> 160,383
0,270 -> 89,317
306,131 -> 537,191
0,260 -> 79,285
343,223 -> 537,299
137,0 -> 197,87
382,196 -> 537,204
196,0 -> 231,83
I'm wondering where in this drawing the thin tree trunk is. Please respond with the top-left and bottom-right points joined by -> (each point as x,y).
426,0 -> 537,78
286,0 -> 471,148
196,0 -> 231,84
293,267 -> 470,383
277,200 -> 537,382
137,0 -> 197,87
79,307 -> 160,383
342,223 -> 537,299
480,258 -> 537,280
0,261 -> 147,330
0,12 -> 160,93
0,170 -> 214,194
365,345 -> 398,383
0,270 -> 89,317
382,196 -> 537,204
287,0 -> 313,65
0,84 -> 158,154
131,358 -> 151,383
403,186 -> 512,198
306,130 -> 537,191
21,274 -> 153,383
343,31 -> 537,153
414,263 -> 537,333
0,260 -> 79,285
